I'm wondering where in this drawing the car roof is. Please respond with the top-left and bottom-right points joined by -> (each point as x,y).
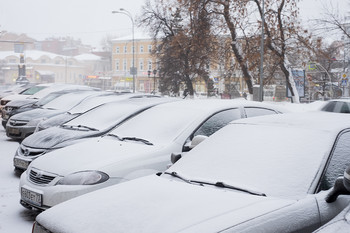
146,99 -> 286,113
230,111 -> 350,133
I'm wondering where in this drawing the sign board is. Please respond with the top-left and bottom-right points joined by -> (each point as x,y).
287,69 -> 305,98
341,74 -> 348,87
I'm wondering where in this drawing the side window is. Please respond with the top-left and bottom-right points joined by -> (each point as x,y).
193,108 -> 241,138
340,102 -> 350,113
244,107 -> 277,118
319,131 -> 350,191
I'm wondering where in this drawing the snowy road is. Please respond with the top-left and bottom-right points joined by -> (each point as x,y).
0,127 -> 38,232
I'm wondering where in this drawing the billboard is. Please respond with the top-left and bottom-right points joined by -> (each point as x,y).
287,69 -> 305,98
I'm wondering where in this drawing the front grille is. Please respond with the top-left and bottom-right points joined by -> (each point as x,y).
9,120 -> 27,126
29,169 -> 56,185
20,146 -> 46,157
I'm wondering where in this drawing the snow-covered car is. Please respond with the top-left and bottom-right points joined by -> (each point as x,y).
0,83 -> 52,113
6,91 -> 106,140
19,99 -> 285,211
35,93 -> 161,131
312,205 -> 350,233
320,99 -> 350,113
31,111 -> 350,233
13,97 -> 175,171
1,84 -> 98,128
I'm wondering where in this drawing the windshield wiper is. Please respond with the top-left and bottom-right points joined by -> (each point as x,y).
62,124 -> 98,131
122,137 -> 153,145
103,134 -> 153,145
164,171 -> 266,197
104,133 -> 124,141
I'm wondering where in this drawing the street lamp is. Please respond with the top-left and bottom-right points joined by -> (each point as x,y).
112,8 -> 136,93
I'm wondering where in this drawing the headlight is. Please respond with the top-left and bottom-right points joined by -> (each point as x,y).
57,171 -> 109,185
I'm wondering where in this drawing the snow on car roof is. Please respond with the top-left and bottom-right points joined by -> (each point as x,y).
230,111 -> 350,132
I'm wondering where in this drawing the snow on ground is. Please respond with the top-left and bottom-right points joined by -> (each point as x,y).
0,127 -> 39,232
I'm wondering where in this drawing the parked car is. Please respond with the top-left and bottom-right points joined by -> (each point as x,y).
31,111 -> 350,233
35,93 -> 161,131
320,99 -> 350,113
19,99 -> 286,211
6,91 -> 106,140
13,97 -> 175,171
1,84 -> 98,128
0,83 -> 55,109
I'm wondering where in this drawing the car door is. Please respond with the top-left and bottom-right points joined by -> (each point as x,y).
315,130 -> 350,225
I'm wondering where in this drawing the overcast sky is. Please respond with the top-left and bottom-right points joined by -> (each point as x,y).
0,0 -> 348,49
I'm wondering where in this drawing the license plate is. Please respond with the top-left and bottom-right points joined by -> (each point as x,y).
21,187 -> 42,207
8,127 -> 20,135
14,158 -> 30,169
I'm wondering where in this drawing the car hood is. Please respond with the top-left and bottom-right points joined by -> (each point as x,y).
37,175 -> 295,233
10,108 -> 64,121
21,126 -> 94,149
5,99 -> 37,108
30,137 -> 163,175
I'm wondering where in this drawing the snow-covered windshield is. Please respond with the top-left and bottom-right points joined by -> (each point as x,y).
63,102 -> 145,131
42,92 -> 93,111
20,86 -> 47,95
168,123 -> 333,199
109,104 -> 204,145
34,92 -> 67,107
67,94 -> 121,114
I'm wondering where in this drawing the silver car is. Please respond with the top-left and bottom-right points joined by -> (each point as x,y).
6,91 -> 104,140
31,111 -> 350,233
13,97 -> 175,171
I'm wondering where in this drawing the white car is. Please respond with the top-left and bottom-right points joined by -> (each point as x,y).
13,97 -> 175,171
32,112 -> 350,233
19,99 -> 285,211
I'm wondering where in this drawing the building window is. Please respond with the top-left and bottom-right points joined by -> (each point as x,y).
139,60 -> 144,71
148,60 -> 152,71
132,46 -> 135,53
116,47 -> 120,53
140,45 -> 144,53
148,45 -> 152,53
123,59 -> 127,71
124,46 -> 127,53
115,60 -> 120,71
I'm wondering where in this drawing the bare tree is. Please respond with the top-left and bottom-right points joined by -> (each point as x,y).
139,0 -> 217,96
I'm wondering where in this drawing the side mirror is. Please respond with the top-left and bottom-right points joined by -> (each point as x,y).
171,153 -> 182,164
189,135 -> 208,149
326,165 -> 350,203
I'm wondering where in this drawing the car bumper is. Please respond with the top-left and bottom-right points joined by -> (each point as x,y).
13,145 -> 48,171
19,172 -> 122,210
6,125 -> 35,140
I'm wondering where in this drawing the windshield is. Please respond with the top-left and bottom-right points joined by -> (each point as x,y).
167,123 -> 333,199
67,94 -> 121,114
109,103 -> 204,145
64,102 -> 145,131
20,86 -> 47,95
34,92 -> 67,107
42,92 -> 93,111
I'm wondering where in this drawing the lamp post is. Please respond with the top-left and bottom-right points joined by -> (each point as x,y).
153,69 -> 157,94
259,0 -> 265,102
112,8 -> 136,93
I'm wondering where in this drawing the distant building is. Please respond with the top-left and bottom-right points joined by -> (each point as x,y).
0,50 -> 105,86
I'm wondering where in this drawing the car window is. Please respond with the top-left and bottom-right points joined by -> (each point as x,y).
340,102 -> 350,113
321,101 -> 337,112
193,108 -> 241,137
319,131 -> 350,191
244,107 -> 277,117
